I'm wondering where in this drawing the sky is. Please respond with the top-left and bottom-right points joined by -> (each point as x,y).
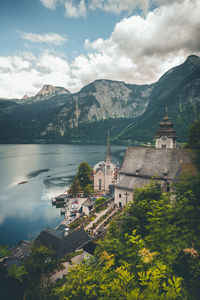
0,0 -> 200,98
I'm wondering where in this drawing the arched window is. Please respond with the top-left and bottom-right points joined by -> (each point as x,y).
99,179 -> 102,190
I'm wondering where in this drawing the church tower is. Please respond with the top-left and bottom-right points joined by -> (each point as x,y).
155,113 -> 177,149
105,130 -> 112,192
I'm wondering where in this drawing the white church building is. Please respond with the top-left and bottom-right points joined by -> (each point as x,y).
93,132 -> 118,193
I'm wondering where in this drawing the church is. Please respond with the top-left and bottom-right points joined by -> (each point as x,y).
114,114 -> 196,207
93,131 -> 118,193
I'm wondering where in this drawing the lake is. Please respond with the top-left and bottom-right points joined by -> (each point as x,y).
0,144 -> 126,247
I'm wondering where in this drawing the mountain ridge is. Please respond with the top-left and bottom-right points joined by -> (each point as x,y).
0,55 -> 200,144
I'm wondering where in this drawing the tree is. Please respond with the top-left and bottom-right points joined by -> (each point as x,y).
7,265 -> 27,283
84,184 -> 93,196
68,177 -> 81,195
186,118 -> 200,172
76,161 -> 92,189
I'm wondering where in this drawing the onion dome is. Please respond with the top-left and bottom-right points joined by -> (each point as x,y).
155,115 -> 177,138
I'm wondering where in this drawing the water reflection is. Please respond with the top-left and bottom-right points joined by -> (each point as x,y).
0,144 -> 126,246
27,169 -> 50,178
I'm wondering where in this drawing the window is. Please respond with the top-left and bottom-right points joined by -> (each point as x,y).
119,202 -> 122,208
162,144 -> 166,148
99,179 -> 102,190
119,194 -> 121,198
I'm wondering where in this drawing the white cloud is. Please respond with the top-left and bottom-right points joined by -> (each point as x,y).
40,0 -> 58,9
21,32 -> 67,45
39,0 -> 188,18
1,0 -> 200,98
82,0 -> 200,84
0,52 -> 71,98
64,0 -> 86,18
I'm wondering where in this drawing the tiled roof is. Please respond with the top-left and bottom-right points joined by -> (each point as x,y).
115,176 -> 152,191
120,147 -> 192,180
36,227 -> 90,257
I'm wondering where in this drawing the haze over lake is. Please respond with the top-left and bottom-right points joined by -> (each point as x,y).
0,144 -> 125,247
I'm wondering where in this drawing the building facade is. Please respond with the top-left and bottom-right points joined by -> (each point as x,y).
93,132 -> 118,193
114,114 -> 194,207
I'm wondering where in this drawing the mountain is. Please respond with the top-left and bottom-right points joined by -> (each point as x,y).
33,85 -> 70,101
115,54 -> 200,143
0,55 -> 200,144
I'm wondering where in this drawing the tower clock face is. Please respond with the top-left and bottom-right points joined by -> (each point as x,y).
162,136 -> 167,141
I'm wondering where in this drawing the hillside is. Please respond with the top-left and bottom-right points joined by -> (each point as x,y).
0,55 -> 200,144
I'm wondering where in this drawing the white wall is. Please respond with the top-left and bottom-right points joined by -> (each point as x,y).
156,137 -> 176,149
114,187 -> 133,207
93,169 -> 105,191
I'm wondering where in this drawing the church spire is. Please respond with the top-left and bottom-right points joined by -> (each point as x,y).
106,130 -> 111,163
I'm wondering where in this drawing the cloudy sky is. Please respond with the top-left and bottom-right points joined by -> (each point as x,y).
0,0 -> 200,98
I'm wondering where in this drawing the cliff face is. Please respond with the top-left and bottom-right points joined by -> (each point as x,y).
40,80 -> 152,137
0,55 -> 200,144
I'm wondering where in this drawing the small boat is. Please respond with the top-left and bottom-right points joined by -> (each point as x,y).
18,180 -> 28,185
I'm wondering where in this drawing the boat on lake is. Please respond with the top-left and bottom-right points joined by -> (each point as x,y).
18,180 -> 28,185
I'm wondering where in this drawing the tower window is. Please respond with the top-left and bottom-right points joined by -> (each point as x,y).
119,194 -> 121,198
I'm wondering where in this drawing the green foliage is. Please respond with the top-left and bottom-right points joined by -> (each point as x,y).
50,175 -> 200,299
95,197 -> 106,206
186,118 -> 200,171
51,233 -> 185,300
68,177 -> 81,195
68,161 -> 92,196
121,181 -> 162,237
7,265 -> 27,283
84,184 -> 93,196
0,245 -> 10,258
24,241 -> 55,279
77,161 -> 92,189
23,241 -> 56,299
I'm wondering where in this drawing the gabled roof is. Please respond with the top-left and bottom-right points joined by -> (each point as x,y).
36,227 -> 90,257
120,147 -> 192,180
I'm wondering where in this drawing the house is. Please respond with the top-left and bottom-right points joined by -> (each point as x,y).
114,114 -> 195,207
93,131 -> 119,193
36,224 -> 90,257
82,197 -> 96,215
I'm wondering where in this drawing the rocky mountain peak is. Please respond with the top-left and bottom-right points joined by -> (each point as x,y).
185,54 -> 200,65
36,85 -> 70,99
22,94 -> 29,100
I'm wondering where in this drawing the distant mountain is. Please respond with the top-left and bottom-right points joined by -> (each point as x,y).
0,55 -> 200,144
34,84 -> 70,101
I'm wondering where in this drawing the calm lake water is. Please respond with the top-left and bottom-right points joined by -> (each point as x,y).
0,144 -> 126,247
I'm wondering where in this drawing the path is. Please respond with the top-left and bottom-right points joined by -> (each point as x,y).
85,207 -> 110,230
50,252 -> 84,282
92,208 -> 118,234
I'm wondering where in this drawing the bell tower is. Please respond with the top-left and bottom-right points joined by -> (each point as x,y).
155,111 -> 177,149
105,130 -> 112,192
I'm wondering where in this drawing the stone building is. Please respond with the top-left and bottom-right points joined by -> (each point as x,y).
114,114 -> 195,207
93,132 -> 118,193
